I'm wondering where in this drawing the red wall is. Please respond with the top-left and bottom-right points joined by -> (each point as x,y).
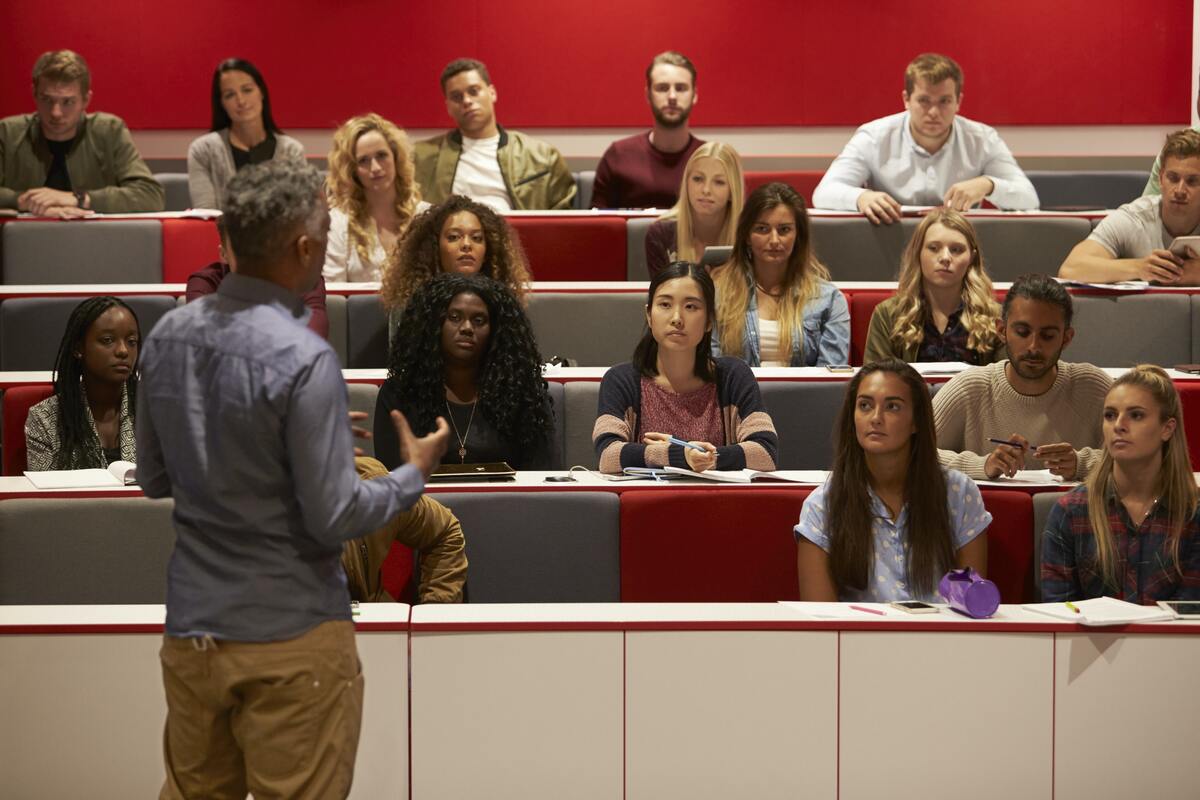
1,0 -> 1191,129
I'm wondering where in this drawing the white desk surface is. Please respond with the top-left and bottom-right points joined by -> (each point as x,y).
0,603 -> 410,633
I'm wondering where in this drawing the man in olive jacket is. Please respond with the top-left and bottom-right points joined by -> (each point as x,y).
0,50 -> 164,217
414,58 -> 576,211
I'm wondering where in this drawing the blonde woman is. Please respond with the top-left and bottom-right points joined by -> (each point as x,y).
711,182 -> 849,366
864,208 -> 1003,365
644,142 -> 744,278
1043,365 -> 1200,603
324,114 -> 426,282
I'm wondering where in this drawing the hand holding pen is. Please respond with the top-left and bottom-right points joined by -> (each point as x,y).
985,435 -> 1078,479
644,432 -> 718,472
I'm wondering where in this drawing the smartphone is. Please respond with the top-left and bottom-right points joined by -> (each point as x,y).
1156,600 -> 1200,619
1174,364 -> 1200,375
699,245 -> 733,268
825,364 -> 854,373
889,601 -> 939,614
543,475 -> 577,483
1168,235 -> 1200,257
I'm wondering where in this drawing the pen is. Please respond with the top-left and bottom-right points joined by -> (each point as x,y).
668,436 -> 708,453
1064,601 -> 1080,614
987,438 -> 1044,450
849,604 -> 885,616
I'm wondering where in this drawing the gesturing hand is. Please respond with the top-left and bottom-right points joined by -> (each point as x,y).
392,410 -> 450,481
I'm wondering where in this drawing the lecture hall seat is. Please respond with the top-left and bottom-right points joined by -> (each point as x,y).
2,384 -> 55,475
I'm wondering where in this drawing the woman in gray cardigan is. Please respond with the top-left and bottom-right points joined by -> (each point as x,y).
187,58 -> 303,209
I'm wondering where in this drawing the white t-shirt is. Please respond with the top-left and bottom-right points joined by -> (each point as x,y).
757,318 -> 786,367
452,135 -> 512,212
1087,195 -> 1198,258
322,202 -> 431,282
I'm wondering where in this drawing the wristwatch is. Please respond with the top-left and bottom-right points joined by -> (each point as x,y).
72,189 -> 87,209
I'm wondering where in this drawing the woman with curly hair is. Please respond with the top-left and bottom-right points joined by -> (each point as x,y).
380,195 -> 531,311
25,296 -> 140,470
863,208 -> 1003,365
373,272 -> 556,469
711,182 -> 850,366
324,113 -> 427,282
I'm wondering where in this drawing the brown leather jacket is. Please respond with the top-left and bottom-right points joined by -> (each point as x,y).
341,457 -> 467,603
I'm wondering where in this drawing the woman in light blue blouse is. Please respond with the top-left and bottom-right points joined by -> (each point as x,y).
711,182 -> 849,366
795,359 -> 990,602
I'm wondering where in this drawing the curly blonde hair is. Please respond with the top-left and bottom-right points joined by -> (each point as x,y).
888,209 -> 1000,357
380,195 -> 531,311
326,113 -> 421,270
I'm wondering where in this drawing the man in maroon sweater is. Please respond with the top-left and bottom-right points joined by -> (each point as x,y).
186,218 -> 329,338
591,51 -> 704,209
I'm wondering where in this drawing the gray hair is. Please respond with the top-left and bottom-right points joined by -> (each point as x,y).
222,161 -> 325,270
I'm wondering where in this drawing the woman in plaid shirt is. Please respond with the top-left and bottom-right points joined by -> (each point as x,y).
1042,365 -> 1200,603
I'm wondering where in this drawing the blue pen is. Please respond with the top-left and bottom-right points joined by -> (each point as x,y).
668,436 -> 708,453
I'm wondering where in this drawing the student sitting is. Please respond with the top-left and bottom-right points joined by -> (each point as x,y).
26,296 -> 140,470
644,141 -> 744,278
711,182 -> 849,366
374,272 -> 556,469
324,113 -> 428,282
795,360 -> 991,602
187,58 -> 304,210
186,216 -> 328,338
1042,365 -> 1200,603
594,260 -> 778,474
380,195 -> 531,313
864,208 -> 1003,364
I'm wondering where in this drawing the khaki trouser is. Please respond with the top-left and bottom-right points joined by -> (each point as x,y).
159,620 -> 363,800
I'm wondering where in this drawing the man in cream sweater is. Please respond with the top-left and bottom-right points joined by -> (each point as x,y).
932,273 -> 1112,480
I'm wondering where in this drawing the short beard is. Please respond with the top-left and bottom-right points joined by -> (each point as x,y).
652,105 -> 691,130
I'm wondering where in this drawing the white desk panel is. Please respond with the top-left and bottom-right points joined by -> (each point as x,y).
839,631 -> 1054,800
625,630 -> 837,800
1054,633 -> 1200,800
410,630 -> 623,800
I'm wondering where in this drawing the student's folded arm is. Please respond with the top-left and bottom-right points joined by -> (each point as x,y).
88,121 -> 164,213
546,152 -> 578,210
796,540 -> 838,601
23,411 -> 55,473
931,379 -> 989,477
1057,239 -> 1135,282
1073,446 -> 1104,480
955,532 -> 988,576
811,131 -> 873,211
593,366 -> 652,473
396,497 -> 467,604
981,138 -> 1039,210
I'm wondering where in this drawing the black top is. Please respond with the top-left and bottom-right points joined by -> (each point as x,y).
373,379 -> 558,470
44,137 -> 74,191
230,134 -> 278,170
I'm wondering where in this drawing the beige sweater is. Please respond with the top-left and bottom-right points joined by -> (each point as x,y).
932,360 -> 1112,480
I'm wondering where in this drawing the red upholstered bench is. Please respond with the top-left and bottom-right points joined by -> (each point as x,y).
744,171 -> 824,203
979,489 -> 1035,603
619,487 -> 811,602
3,384 -> 55,475
506,216 -> 627,282
161,218 -> 220,283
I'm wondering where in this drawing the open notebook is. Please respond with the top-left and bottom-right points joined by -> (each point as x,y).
656,467 -> 824,484
25,460 -> 137,489
1022,596 -> 1174,626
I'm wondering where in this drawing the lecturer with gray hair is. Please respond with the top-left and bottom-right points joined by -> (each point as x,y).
137,160 -> 448,799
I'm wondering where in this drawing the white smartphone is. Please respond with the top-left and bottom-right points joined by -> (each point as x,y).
1168,235 -> 1200,257
1156,600 -> 1200,619
889,600 -> 940,614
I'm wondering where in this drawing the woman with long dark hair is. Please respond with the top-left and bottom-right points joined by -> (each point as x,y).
373,272 -> 555,469
795,359 -> 990,601
187,58 -> 304,209
26,296 -> 140,470
380,195 -> 531,311
712,182 -> 849,366
593,260 -> 778,474
1043,365 -> 1200,603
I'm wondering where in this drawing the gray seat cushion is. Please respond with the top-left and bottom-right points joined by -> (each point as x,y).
626,217 -> 655,281
810,217 -> 917,281
970,217 -> 1092,282
1027,171 -> 1149,211
325,294 -> 348,367
1069,294 -> 1192,367
2,220 -> 163,284
527,292 -> 645,367
432,491 -> 620,602
348,382 -> 380,459
0,295 -> 178,371
563,381 -> 603,469
0,497 -> 176,604
759,381 -> 845,469
574,170 -> 596,210
346,293 -> 389,369
154,172 -> 192,212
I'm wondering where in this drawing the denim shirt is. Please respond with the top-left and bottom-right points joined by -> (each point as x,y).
712,278 -> 850,366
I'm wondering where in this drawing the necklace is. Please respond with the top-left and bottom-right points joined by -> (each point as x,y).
755,282 -> 783,298
445,399 -> 478,463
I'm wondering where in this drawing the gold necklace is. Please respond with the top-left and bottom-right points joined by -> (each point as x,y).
445,399 -> 478,463
755,282 -> 783,298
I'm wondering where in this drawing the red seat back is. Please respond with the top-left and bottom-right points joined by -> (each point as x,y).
619,487 -> 811,602
1176,381 -> 1200,470
848,290 -> 895,366
506,217 -> 627,281
3,384 -> 55,475
979,489 -> 1035,603
744,171 -> 825,204
162,218 -> 221,283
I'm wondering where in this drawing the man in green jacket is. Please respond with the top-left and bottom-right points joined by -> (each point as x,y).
413,58 -> 576,211
0,50 -> 164,217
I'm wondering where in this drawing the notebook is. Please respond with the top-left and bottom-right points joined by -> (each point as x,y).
25,461 -> 137,489
1022,596 -> 1174,626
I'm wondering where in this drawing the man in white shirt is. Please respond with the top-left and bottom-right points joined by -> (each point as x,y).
413,59 -> 576,211
812,53 -> 1038,224
1059,129 -> 1200,285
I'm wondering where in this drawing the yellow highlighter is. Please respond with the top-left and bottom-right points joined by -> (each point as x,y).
1064,601 -> 1081,614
